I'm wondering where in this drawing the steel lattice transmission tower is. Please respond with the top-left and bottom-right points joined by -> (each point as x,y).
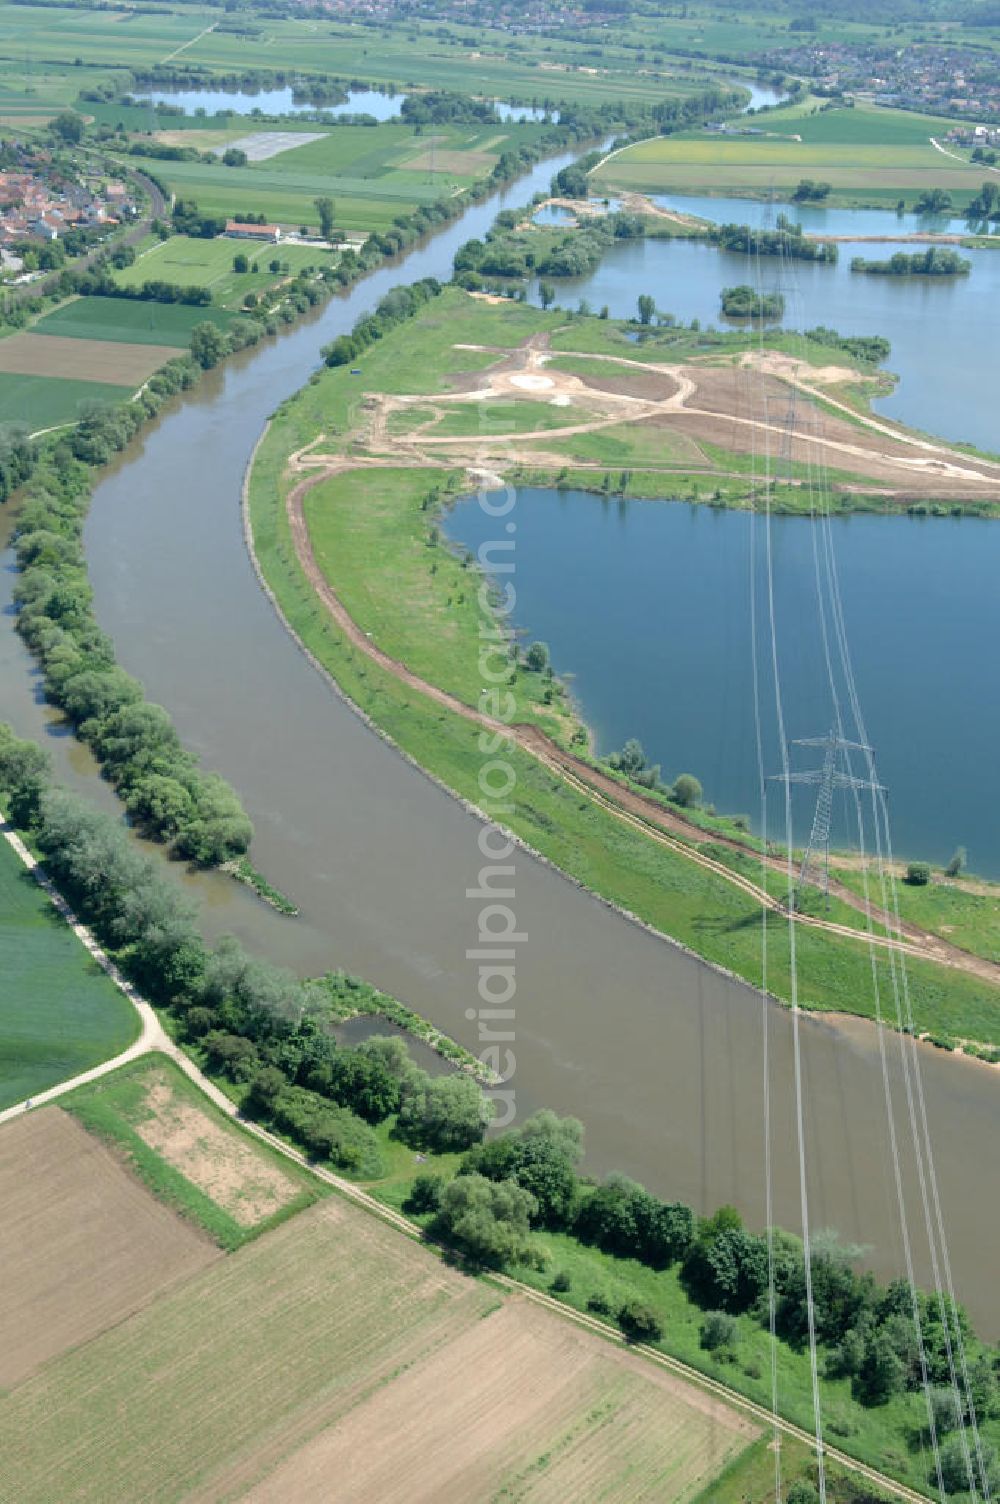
772,730 -> 883,908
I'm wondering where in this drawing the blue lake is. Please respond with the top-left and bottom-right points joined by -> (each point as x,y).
445,489 -> 1000,874
527,205 -> 1000,453
142,85 -> 406,119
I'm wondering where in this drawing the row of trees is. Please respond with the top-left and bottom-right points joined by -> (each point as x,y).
12,404 -> 255,865
405,1105 -> 999,1451
851,249 -> 971,277
321,277 -> 442,367
0,724 -> 491,1174
711,220 -> 839,263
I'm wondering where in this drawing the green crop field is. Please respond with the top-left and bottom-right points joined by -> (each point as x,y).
0,371 -> 132,431
31,294 -> 235,345
145,121 -> 534,232
114,235 -> 337,309
0,835 -> 138,1108
593,105 -> 991,209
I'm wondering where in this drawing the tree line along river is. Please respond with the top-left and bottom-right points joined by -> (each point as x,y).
0,143 -> 997,1332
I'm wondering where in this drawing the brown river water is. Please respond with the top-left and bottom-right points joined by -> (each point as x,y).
0,151 -> 996,1332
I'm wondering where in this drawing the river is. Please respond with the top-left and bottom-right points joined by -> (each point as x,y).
0,142 -> 997,1331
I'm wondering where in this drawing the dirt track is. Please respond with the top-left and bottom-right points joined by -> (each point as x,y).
331,337 -> 1000,502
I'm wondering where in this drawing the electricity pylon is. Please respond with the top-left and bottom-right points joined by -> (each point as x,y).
771,730 -> 883,908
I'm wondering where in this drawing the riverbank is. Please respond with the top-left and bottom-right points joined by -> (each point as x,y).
246,283 -> 1000,1052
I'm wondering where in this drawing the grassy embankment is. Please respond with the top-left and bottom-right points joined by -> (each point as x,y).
0,833 -> 138,1108
248,286 -> 1000,1049
592,103 -> 993,213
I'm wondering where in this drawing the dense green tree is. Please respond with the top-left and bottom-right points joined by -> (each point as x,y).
190,322 -> 228,370
700,1311 -> 740,1353
51,111 -> 84,143
636,293 -> 656,325
461,1110 -> 583,1227
672,773 -> 702,808
433,1174 -> 536,1265
398,1071 -> 491,1152
617,1300 -> 662,1342
314,196 -> 336,240
403,1172 -> 445,1214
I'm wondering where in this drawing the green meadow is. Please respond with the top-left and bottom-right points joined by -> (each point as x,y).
114,235 -> 337,309
0,834 -> 138,1109
32,295 -> 236,345
0,371 -> 132,431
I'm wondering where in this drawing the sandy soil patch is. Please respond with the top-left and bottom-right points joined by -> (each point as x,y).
244,1298 -> 755,1503
135,1071 -> 299,1226
216,130 -> 325,162
0,333 -> 176,385
740,349 -> 859,386
510,372 -> 555,392
0,1107 -> 217,1388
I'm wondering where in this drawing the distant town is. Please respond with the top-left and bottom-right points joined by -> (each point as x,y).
0,142 -> 136,275
769,42 -> 1000,122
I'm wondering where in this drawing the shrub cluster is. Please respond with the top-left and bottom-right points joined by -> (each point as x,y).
711,220 -> 838,263
851,249 -> 971,278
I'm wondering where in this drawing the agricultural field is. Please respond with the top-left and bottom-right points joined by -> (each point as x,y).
32,294 -> 235,345
146,121 -> 544,234
114,234 -> 337,310
592,104 -> 992,209
0,370 -> 133,430
0,1185 -> 755,1502
0,834 -> 137,1107
242,1300 -> 754,1503
0,329 -> 176,384
0,1 -> 749,108
65,1055 -> 319,1249
0,1106 -> 218,1387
